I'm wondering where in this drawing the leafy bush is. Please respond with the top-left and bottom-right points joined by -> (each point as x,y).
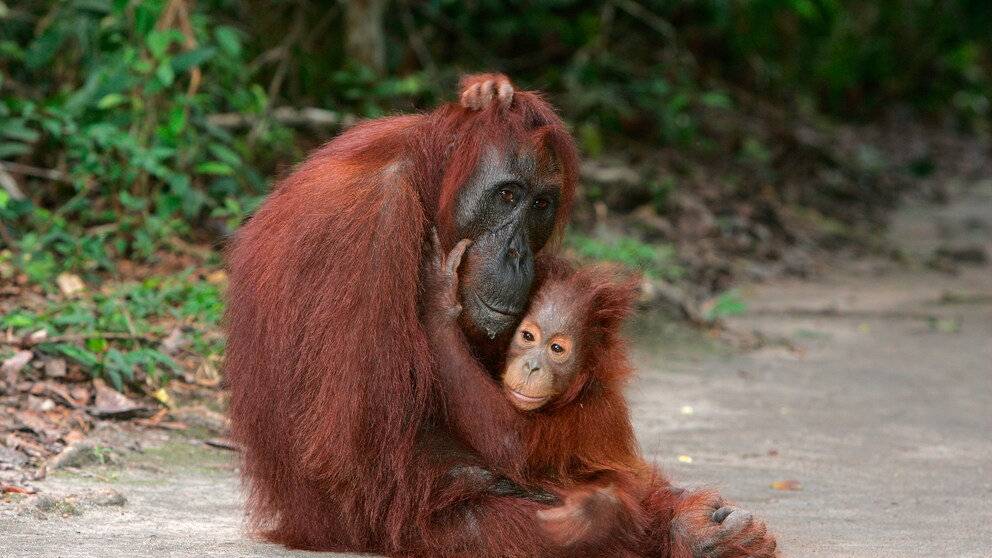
0,0 -> 288,282
568,230 -> 684,282
687,0 -> 990,124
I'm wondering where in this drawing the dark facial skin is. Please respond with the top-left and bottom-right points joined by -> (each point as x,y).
501,284 -> 581,411
453,145 -> 562,338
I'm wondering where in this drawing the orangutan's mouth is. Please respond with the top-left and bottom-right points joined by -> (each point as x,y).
476,294 -> 521,318
506,387 -> 547,407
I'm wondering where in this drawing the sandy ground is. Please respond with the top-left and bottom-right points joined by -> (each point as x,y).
1,185 -> 990,557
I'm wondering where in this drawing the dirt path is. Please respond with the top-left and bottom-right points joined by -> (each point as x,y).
2,186 -> 989,557
633,184 -> 992,557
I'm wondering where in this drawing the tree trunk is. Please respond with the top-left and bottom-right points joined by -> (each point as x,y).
341,0 -> 388,76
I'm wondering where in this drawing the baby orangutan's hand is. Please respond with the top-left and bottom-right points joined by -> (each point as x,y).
427,229 -> 471,321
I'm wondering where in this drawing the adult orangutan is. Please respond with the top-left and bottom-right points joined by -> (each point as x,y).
225,74 -> 773,557
422,239 -> 778,557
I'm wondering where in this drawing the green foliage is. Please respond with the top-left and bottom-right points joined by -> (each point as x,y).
329,63 -> 433,117
693,0 -> 990,124
0,270 -> 224,389
559,53 -> 702,146
406,0 -> 987,130
568,230 -> 684,282
1,1 -> 983,284
91,445 -> 114,466
702,289 -> 748,322
0,0 -> 289,280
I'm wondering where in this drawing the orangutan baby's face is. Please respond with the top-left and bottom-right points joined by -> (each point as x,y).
502,282 -> 582,411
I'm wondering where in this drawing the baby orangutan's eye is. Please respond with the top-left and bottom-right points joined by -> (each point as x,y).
522,331 -> 534,342
550,343 -> 564,354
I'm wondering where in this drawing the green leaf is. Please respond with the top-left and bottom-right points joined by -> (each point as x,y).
699,91 -> 733,110
24,27 -> 66,69
207,143 -> 241,166
171,47 -> 215,73
45,343 -> 98,368
155,62 -> 175,86
195,161 -> 234,176
104,364 -> 123,391
146,30 -> 177,60
86,337 -> 109,353
106,348 -> 134,379
0,142 -> 31,159
2,120 -> 40,142
1,312 -> 35,328
119,191 -> 149,211
134,348 -> 181,372
97,93 -> 128,110
132,58 -> 153,75
214,26 -> 241,57
0,190 -> 9,210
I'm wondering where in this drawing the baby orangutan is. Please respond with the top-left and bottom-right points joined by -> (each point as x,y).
423,233 -> 779,557
499,257 -> 655,550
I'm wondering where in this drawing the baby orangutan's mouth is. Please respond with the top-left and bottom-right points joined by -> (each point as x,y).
506,387 -> 548,409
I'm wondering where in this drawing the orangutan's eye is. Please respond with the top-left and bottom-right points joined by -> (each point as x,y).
533,198 -> 549,210
499,189 -> 514,202
522,330 -> 534,342
551,343 -> 564,354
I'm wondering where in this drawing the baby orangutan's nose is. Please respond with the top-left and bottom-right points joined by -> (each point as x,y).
524,360 -> 540,377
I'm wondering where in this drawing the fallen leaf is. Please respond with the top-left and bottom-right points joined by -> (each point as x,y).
89,379 -> 152,419
25,395 -> 56,413
134,408 -> 168,428
193,361 -> 221,387
42,382 -> 82,408
44,359 -> 67,379
0,482 -> 36,494
14,409 -> 50,436
206,270 -> 228,285
677,454 -> 694,463
771,479 -> 802,491
159,326 -> 186,356
25,329 -> 48,344
56,273 -> 85,296
2,350 -> 33,387
69,386 -> 91,406
150,388 -> 174,408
